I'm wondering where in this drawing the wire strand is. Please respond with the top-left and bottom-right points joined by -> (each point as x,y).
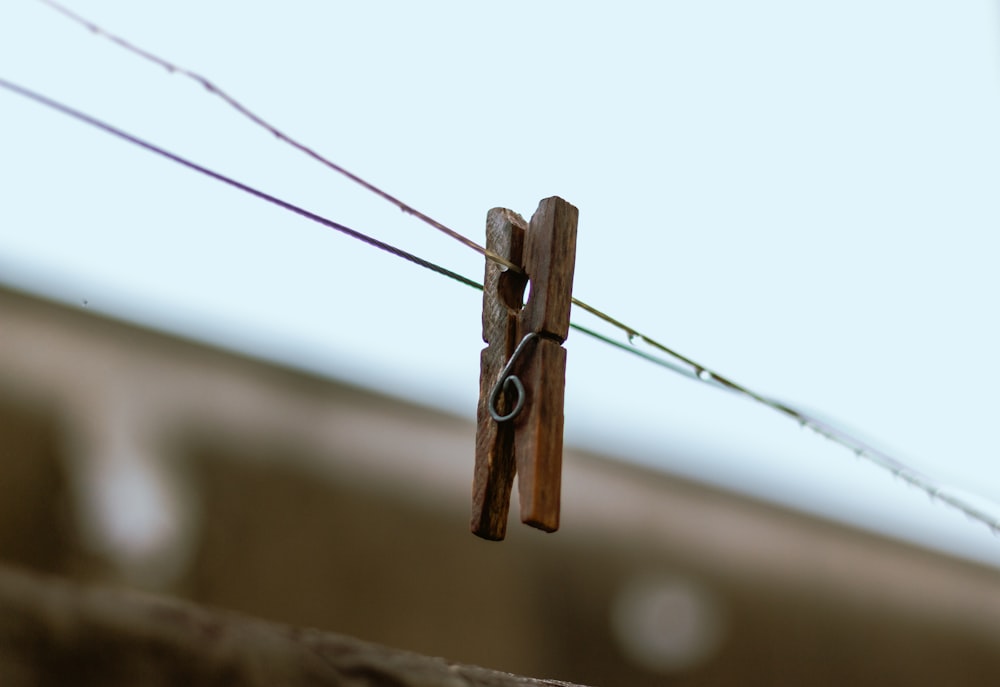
36,0 -> 797,420
37,0 -> 695,380
38,0 -> 521,273
0,78 -> 483,293
6,30 -> 1000,535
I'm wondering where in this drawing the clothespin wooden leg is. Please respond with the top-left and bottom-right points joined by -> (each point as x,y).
512,338 -> 566,531
514,197 -> 578,533
472,208 -> 528,540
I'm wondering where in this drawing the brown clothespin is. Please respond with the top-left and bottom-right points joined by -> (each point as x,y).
472,196 -> 578,540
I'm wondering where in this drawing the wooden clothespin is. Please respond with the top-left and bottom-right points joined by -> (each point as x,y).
472,196 -> 578,540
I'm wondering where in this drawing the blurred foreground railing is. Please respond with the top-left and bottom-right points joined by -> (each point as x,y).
0,564 -> 585,687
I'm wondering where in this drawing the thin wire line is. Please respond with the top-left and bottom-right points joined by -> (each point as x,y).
33,0 -> 795,410
37,0 -> 521,273
0,77 -> 705,398
568,324 -> 697,379
37,0 -> 688,369
0,78 -> 482,293
4,77 -> 998,536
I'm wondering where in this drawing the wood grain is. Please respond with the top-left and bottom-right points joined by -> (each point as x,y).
514,198 -> 578,532
472,198 -> 577,539
512,338 -> 566,532
520,198 -> 578,342
472,208 -> 527,540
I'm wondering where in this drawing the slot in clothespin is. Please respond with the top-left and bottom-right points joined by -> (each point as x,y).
472,196 -> 578,540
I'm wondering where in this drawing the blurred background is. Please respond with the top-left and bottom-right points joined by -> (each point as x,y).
2,2 -> 1000,684
3,282 -> 1000,685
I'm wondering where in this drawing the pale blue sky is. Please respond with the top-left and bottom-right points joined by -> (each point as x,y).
2,1 -> 1000,565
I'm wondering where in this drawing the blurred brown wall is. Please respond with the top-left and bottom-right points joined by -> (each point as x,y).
1,284 -> 999,686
